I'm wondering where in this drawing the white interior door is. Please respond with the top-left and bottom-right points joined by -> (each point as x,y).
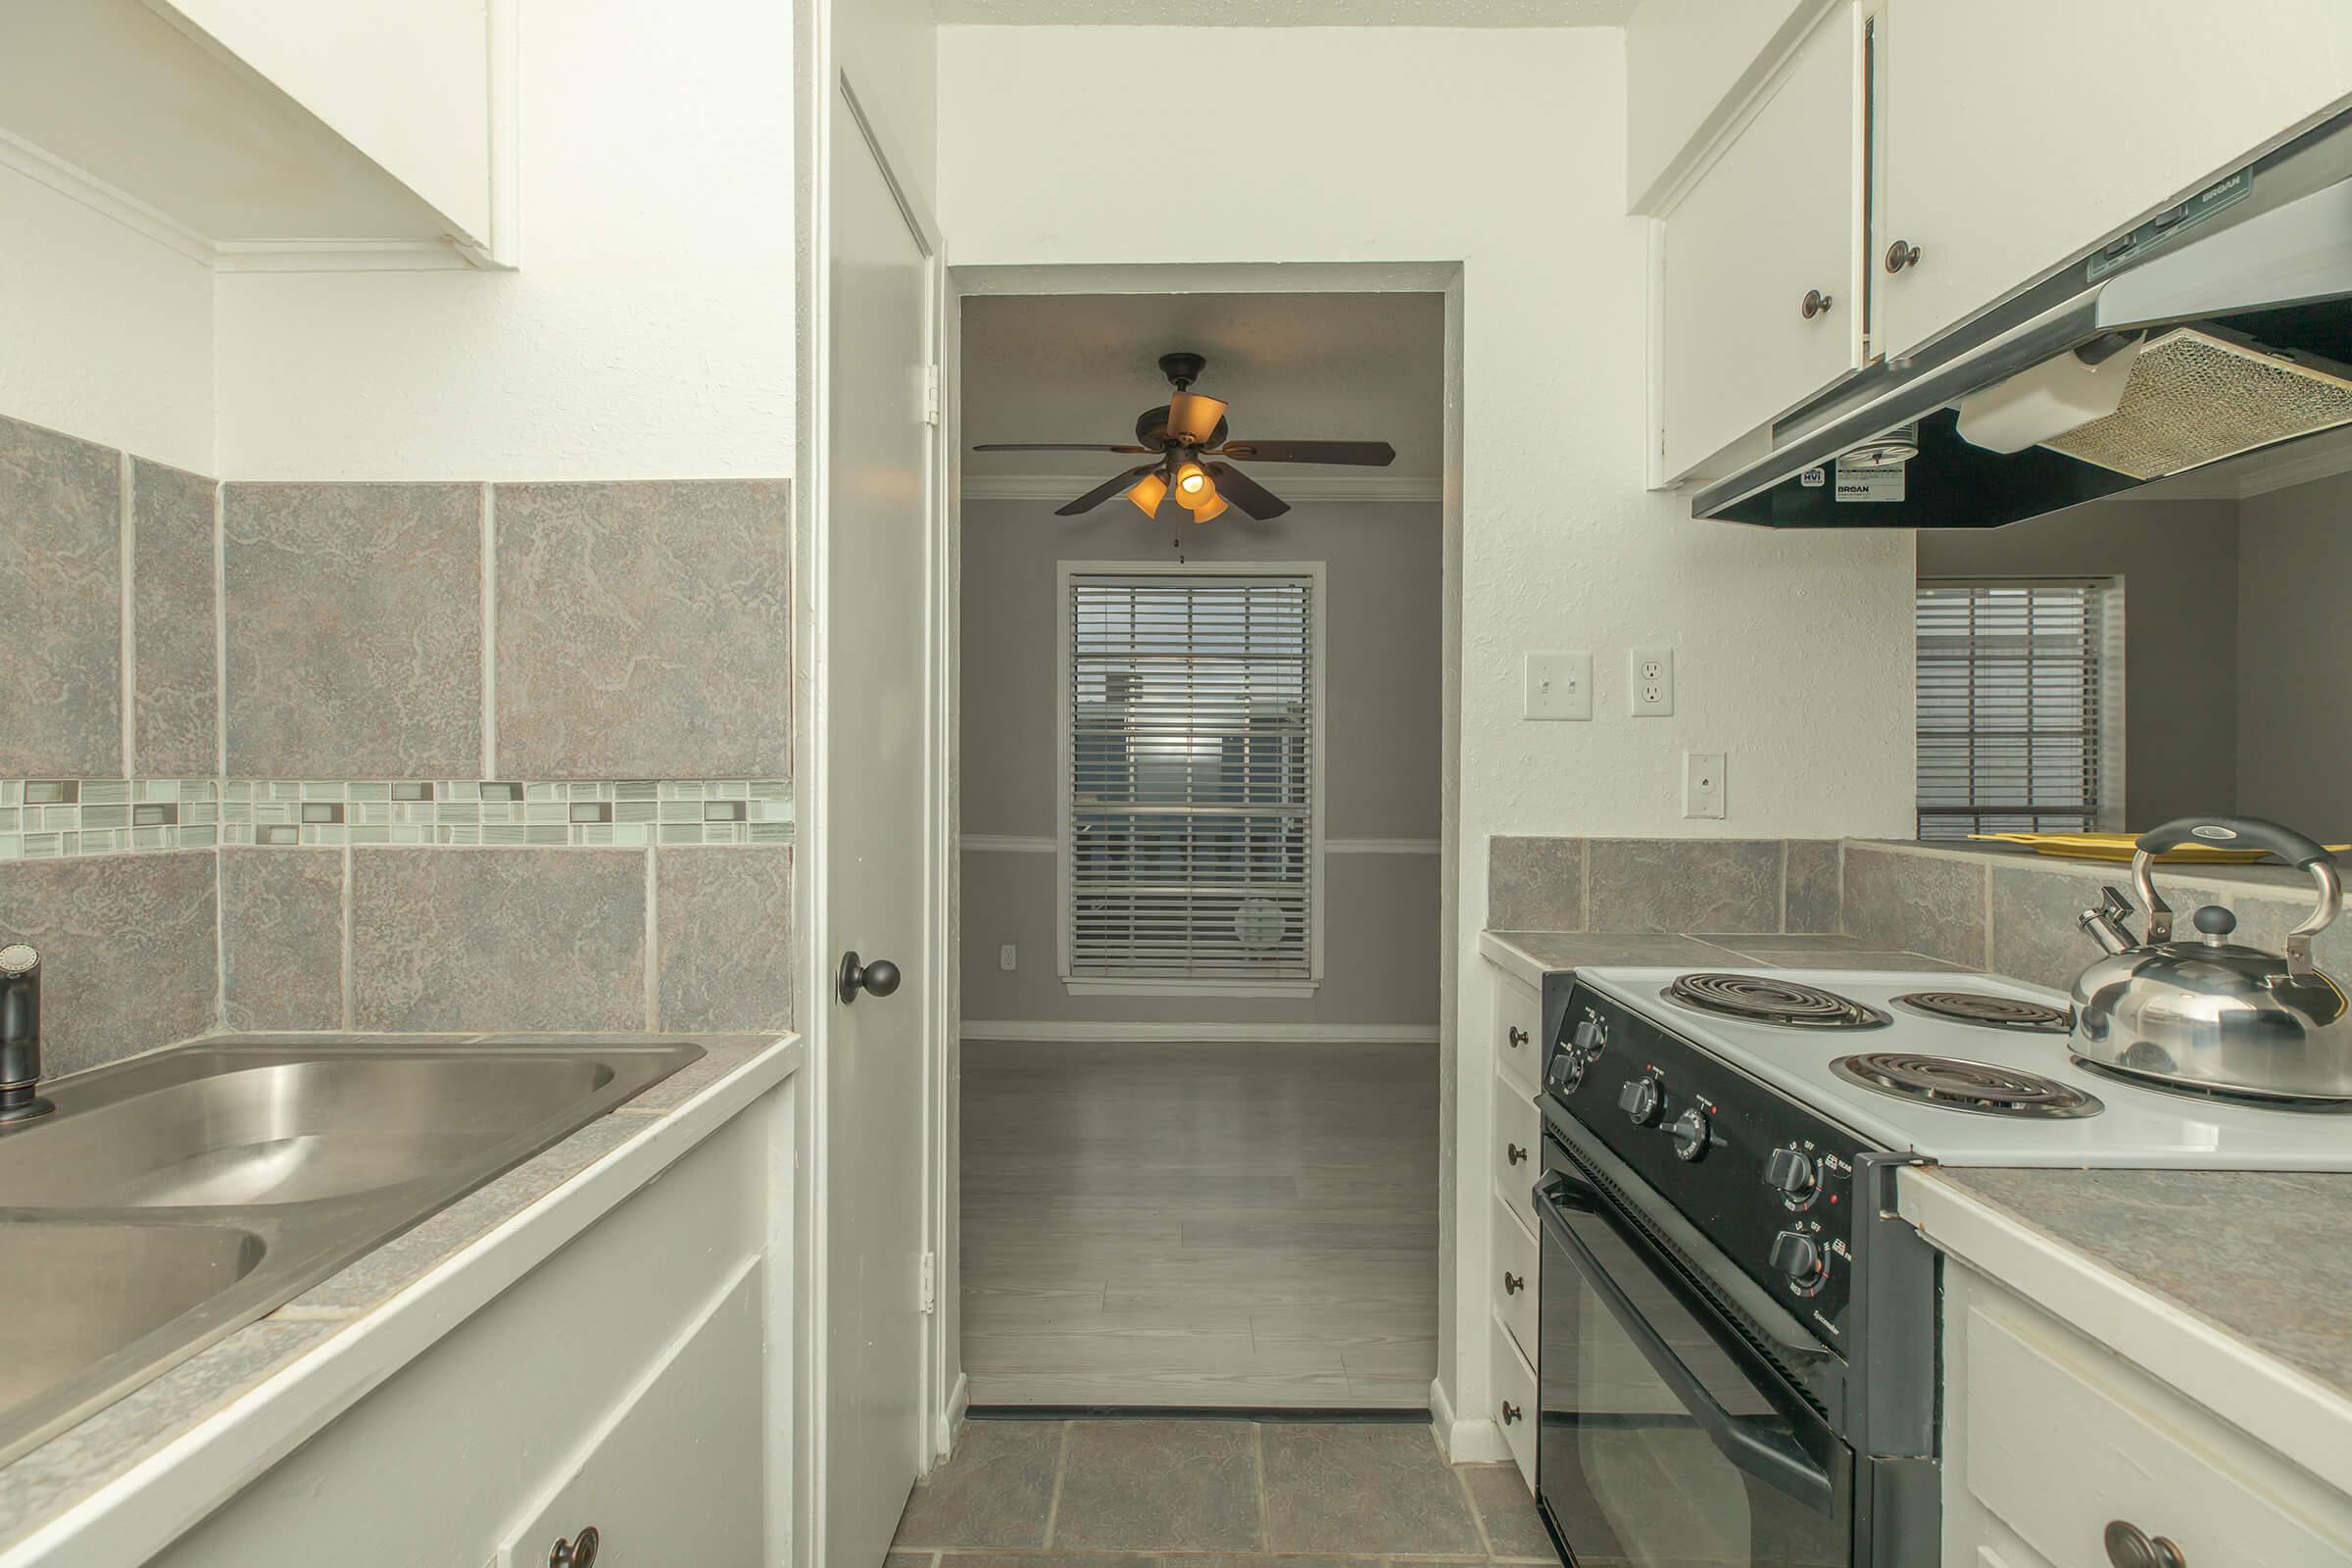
821,85 -> 934,1568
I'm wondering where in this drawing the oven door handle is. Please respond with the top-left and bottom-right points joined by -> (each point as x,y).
1535,1174 -> 1836,1513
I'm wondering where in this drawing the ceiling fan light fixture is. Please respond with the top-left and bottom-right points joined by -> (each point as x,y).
1189,492 -> 1230,523
1125,470 -> 1168,516
1173,461 -> 1210,501
1167,391 -> 1229,445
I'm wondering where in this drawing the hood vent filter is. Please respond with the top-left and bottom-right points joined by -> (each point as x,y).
2042,325 -> 2352,479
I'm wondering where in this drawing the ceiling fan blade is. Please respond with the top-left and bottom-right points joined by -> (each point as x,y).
1216,439 -> 1396,466
1055,465 -> 1157,516
1204,462 -> 1290,520
973,442 -> 1154,453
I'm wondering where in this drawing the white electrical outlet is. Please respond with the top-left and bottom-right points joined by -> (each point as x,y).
999,944 -> 1017,972
1629,647 -> 1675,716
1523,651 -> 1593,720
1684,752 -> 1726,819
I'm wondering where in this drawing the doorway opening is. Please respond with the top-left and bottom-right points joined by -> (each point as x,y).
946,284 -> 1453,1412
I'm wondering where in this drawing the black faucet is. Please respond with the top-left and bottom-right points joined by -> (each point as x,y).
0,944 -> 53,1125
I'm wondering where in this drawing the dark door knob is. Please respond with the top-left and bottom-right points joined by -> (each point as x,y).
1885,238 -> 1923,272
2104,1521 -> 2186,1568
1800,287 -> 1835,318
1506,1025 -> 1529,1048
836,951 -> 904,1004
1506,1143 -> 1528,1166
1500,1400 -> 1523,1424
550,1526 -> 600,1568
1502,1271 -> 1525,1294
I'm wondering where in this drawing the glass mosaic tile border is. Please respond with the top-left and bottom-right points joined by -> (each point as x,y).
0,779 -> 792,858
0,779 -> 220,858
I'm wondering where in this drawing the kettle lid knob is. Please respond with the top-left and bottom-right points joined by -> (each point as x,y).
2192,905 -> 2237,940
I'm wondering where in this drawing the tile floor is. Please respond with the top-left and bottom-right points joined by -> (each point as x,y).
888,1418 -> 1559,1566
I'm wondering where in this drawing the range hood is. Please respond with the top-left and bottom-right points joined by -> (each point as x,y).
1696,108 -> 2352,529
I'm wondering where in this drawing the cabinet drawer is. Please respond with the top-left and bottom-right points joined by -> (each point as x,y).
1492,1194 -> 1539,1365
1494,971 -> 1543,1094
1491,1071 -> 1541,1235
1965,1302 -> 2352,1566
1490,1310 -> 1539,1488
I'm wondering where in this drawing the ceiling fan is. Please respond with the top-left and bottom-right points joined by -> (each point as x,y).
973,351 -> 1397,522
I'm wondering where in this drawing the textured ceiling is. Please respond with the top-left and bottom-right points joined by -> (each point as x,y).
960,291 -> 1446,480
935,0 -> 1639,24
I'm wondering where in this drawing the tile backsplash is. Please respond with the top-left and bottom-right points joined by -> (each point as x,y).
1489,835 -> 1845,935
0,411 -> 796,1069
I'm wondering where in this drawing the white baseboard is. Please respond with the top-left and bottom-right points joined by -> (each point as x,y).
961,1020 -> 1440,1045
1433,1375 -> 1509,1463
934,1371 -> 969,1462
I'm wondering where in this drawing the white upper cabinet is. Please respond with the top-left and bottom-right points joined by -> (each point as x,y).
1659,5 -> 1859,481
1877,0 -> 2352,363
0,0 -> 514,270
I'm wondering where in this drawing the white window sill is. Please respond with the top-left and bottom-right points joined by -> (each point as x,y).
1062,977 -> 1321,1001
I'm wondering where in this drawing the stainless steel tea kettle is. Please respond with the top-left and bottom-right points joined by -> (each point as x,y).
2072,816 -> 2351,1101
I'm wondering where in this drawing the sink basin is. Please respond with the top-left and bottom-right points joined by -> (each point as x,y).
0,1221 -> 266,1417
0,1053 -> 621,1207
0,1039 -> 702,1468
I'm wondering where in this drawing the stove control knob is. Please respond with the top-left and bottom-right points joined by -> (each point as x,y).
1765,1147 -> 1820,1204
1617,1075 -> 1662,1126
1669,1107 -> 1710,1161
1571,1016 -> 1604,1056
1770,1230 -> 1827,1295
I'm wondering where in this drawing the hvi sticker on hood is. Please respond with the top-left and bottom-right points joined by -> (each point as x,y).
1834,455 -> 1906,502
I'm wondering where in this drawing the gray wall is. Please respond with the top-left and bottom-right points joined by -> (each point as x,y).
958,494 -> 1442,1027
2237,470 -> 2352,837
1917,498 -> 2242,828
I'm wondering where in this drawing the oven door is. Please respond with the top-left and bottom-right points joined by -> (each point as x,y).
1535,1134 -> 1854,1567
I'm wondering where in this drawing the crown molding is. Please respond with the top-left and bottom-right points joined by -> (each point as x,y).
0,129 -> 489,273
962,471 -> 1443,504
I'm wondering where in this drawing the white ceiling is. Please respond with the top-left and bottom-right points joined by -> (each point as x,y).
935,0 -> 1638,25
961,291 -> 1446,484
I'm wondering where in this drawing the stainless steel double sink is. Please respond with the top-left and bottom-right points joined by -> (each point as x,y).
0,1039 -> 704,1468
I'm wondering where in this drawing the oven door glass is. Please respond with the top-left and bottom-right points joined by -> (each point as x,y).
1535,1139 -> 1852,1567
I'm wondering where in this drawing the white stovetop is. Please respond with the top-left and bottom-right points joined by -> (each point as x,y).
1576,966 -> 2352,1170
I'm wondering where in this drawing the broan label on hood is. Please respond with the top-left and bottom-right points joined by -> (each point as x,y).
1834,456 -> 1906,502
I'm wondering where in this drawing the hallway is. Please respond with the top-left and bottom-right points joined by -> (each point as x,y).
888,1417 -> 1556,1564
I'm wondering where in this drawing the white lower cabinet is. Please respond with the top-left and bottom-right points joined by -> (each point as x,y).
147,1108 -> 786,1567
1943,1261 -> 2352,1567
1492,1194 -> 1540,1368
1490,1308 -> 1539,1489
1491,1070 -> 1542,1241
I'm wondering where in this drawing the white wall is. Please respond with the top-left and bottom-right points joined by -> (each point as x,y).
1624,0 -> 1823,210
936,20 -> 1915,1436
168,0 -> 495,240
212,0 -> 795,481
0,162 -> 214,471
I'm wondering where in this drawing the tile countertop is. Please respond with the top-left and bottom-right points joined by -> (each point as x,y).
0,1029 -> 804,1564
1900,1166 -> 2352,1500
1477,929 -> 1973,990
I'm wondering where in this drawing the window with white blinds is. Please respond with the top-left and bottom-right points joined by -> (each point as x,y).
1916,579 -> 2117,841
1061,567 -> 1320,989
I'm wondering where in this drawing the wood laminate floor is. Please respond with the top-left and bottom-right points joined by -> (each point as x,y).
959,1040 -> 1440,1408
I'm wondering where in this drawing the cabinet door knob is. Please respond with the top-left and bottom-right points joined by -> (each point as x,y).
1506,1025 -> 1529,1048
1502,1270 -> 1525,1294
2104,1520 -> 2186,1568
1885,239 -> 1923,273
550,1526 -> 601,1568
1506,1143 -> 1528,1166
1500,1400 -> 1523,1424
1800,288 -> 1835,318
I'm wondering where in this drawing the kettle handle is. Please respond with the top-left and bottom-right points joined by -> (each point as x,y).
2131,816 -> 2340,976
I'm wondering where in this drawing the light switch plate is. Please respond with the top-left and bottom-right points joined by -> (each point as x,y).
999,944 -> 1017,972
1524,651 -> 1593,720
1684,752 -> 1726,819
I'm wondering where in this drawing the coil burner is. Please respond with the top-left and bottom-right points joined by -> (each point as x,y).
1893,991 -> 2074,1033
1664,972 -> 1892,1030
1831,1053 -> 2104,1118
